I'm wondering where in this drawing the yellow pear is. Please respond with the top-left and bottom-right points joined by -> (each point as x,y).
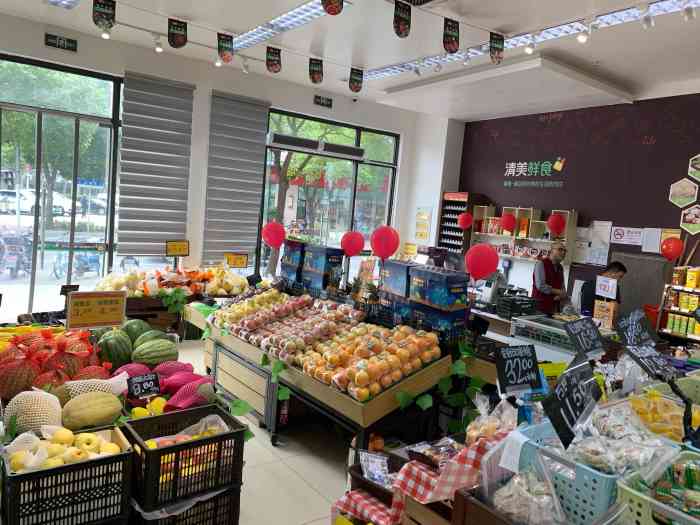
64,448 -> 89,464
9,450 -> 29,472
75,433 -> 100,453
46,443 -> 66,458
41,456 -> 65,469
51,428 -> 75,446
99,442 -> 121,455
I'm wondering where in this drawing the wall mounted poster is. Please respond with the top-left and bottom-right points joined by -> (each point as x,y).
168,19 -> 188,48
267,47 -> 282,73
309,58 -> 323,84
92,0 -> 115,31
490,32 -> 504,64
393,1 -> 411,38
443,18 -> 459,54
349,68 -> 364,93
217,33 -> 234,63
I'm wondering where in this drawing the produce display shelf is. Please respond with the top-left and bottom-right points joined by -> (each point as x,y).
666,283 -> 700,294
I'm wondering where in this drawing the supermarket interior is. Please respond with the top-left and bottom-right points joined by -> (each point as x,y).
2,1 -> 700,524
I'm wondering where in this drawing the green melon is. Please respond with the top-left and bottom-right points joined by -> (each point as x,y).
91,327 -> 112,341
131,339 -> 178,366
134,329 -> 168,349
100,329 -> 131,350
122,319 -> 152,344
98,332 -> 132,369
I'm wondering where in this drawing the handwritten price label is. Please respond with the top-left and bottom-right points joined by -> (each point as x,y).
496,345 -> 542,395
127,373 -> 160,399
166,240 -> 190,257
66,291 -> 126,329
224,253 -> 249,268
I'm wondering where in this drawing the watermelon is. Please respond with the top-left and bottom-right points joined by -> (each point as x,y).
98,332 -> 132,369
134,330 -> 168,349
91,327 -> 112,341
100,329 -> 131,350
123,319 -> 152,344
131,339 -> 178,366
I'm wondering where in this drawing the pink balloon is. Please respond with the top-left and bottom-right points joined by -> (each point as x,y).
465,244 -> 499,280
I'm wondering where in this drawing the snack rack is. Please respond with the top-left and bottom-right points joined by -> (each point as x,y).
436,192 -> 490,255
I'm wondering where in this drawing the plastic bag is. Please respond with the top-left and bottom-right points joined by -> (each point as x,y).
148,415 -> 229,447
359,450 -> 391,488
465,394 -> 517,445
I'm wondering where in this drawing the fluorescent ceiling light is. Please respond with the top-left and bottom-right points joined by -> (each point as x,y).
232,0 -> 329,50
46,0 -> 81,8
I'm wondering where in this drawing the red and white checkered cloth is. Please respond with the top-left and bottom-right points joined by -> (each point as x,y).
332,489 -> 403,525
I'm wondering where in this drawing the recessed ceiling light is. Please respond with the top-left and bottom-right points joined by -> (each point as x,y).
576,26 -> 589,43
153,34 -> 163,53
46,0 -> 81,9
101,28 -> 111,40
214,56 -> 223,67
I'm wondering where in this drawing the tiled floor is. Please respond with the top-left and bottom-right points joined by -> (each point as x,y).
179,341 -> 349,525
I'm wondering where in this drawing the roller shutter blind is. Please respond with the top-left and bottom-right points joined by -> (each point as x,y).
202,91 -> 270,265
118,72 -> 195,256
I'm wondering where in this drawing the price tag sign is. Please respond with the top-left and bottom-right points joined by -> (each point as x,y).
616,308 -> 658,347
595,275 -> 618,300
542,355 -> 602,448
127,373 -> 160,399
495,345 -> 542,395
166,240 -> 190,257
564,317 -> 606,360
66,291 -> 126,329
224,253 -> 249,268
60,284 -> 79,296
626,345 -> 681,382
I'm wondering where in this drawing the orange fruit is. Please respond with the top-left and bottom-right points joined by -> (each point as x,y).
346,367 -> 357,383
429,346 -> 441,360
410,358 -> 422,371
405,343 -> 420,358
369,382 -> 382,397
420,351 -> 432,364
355,387 -> 370,402
377,360 -> 390,376
391,369 -> 403,382
401,363 -> 413,376
393,331 -> 407,342
387,355 -> 401,370
354,370 -> 370,387
366,363 -> 381,381
396,348 -> 410,364
380,374 -> 394,388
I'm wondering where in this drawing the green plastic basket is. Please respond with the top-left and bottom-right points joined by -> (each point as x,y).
617,451 -> 700,525
646,375 -> 700,403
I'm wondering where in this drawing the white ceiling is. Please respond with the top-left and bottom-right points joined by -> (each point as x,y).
2,0 -> 700,121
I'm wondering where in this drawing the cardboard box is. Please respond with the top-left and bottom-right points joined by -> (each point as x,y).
594,299 -> 618,329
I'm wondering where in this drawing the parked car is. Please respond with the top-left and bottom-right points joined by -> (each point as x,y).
51,192 -> 73,217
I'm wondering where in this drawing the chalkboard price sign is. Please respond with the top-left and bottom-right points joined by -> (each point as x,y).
127,373 -> 160,399
496,345 -> 542,395
626,345 -> 680,382
564,317 -> 606,360
60,284 -> 80,296
616,308 -> 657,347
542,355 -> 601,448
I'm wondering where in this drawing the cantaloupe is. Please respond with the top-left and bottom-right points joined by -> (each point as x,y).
62,391 -> 122,430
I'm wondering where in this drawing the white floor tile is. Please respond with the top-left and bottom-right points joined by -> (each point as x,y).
283,450 -> 348,504
302,518 -> 331,525
177,341 -> 206,374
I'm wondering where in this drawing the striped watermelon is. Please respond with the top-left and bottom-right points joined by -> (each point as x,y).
98,331 -> 132,369
134,330 -> 168,349
123,319 -> 152,344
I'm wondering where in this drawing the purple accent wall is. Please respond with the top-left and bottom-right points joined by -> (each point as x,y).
459,94 -> 700,229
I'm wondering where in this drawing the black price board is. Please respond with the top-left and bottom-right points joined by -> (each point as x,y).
60,284 -> 80,296
495,345 -> 542,395
616,308 -> 658,347
542,355 -> 601,448
626,345 -> 681,382
127,373 -> 160,399
564,317 -> 605,360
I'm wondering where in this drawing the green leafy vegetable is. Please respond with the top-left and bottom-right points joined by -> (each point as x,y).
158,287 -> 187,314
416,394 -> 433,411
396,390 -> 415,410
451,360 -> 467,377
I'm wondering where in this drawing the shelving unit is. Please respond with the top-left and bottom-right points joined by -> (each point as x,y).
436,192 -> 490,255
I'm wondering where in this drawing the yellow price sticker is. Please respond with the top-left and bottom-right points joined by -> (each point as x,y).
225,253 -> 249,268
415,231 -> 429,241
66,291 -> 127,330
166,240 -> 190,257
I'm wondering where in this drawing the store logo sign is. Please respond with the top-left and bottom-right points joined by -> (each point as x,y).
503,157 -> 566,189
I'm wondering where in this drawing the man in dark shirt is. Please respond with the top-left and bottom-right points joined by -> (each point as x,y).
580,261 -> 627,316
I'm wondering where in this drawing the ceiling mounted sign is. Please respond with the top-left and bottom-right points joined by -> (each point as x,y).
349,67 -> 364,93
489,32 -> 504,64
217,33 -> 234,63
309,58 -> 323,84
168,18 -> 187,48
443,18 -> 459,54
321,0 -> 344,15
92,0 -> 116,32
394,1 -> 411,38
267,46 -> 282,73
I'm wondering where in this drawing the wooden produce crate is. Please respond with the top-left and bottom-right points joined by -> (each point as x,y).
183,303 -> 210,332
452,489 -> 512,525
463,356 -> 498,385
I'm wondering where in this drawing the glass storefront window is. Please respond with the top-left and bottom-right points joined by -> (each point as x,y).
361,131 -> 397,164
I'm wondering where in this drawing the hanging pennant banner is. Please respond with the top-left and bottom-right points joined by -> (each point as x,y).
93,0 -> 116,31
321,0 -> 344,15
168,18 -> 188,48
309,58 -> 324,84
489,32 -> 504,64
349,67 -> 364,93
443,18 -> 459,54
394,1 -> 411,38
267,46 -> 282,73
217,33 -> 234,64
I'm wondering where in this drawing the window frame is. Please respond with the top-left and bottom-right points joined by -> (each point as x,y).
257,109 -> 400,274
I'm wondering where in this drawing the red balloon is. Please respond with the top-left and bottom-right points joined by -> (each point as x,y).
370,226 -> 400,259
262,221 -> 286,249
457,212 -> 473,230
465,244 -> 499,281
500,213 -> 517,233
341,231 -> 365,257
547,213 -> 567,237
661,237 -> 684,261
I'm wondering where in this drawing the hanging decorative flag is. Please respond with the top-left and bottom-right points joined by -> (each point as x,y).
349,67 -> 364,93
490,32 -> 504,64
309,58 -> 324,84
168,18 -> 187,48
393,1 -> 411,38
266,47 -> 282,73
321,0 -> 343,15
217,33 -> 234,64
443,18 -> 459,54
93,0 -> 116,32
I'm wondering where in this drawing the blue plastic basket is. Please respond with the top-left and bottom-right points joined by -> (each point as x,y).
519,422 -> 619,525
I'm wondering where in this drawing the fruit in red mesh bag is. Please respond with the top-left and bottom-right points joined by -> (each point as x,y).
0,344 -> 25,366
33,369 -> 70,390
112,363 -> 151,378
28,329 -> 58,363
0,353 -> 42,399
72,363 -> 112,381
164,376 -> 213,412
42,340 -> 85,377
153,361 -> 194,378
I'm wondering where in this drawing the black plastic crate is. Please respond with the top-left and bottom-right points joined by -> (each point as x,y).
1,426 -> 132,525
123,405 -> 245,511
496,296 -> 538,319
131,486 -> 240,525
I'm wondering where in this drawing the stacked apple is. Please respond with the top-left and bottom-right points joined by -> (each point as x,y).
7,427 -> 122,473
213,288 -> 290,327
